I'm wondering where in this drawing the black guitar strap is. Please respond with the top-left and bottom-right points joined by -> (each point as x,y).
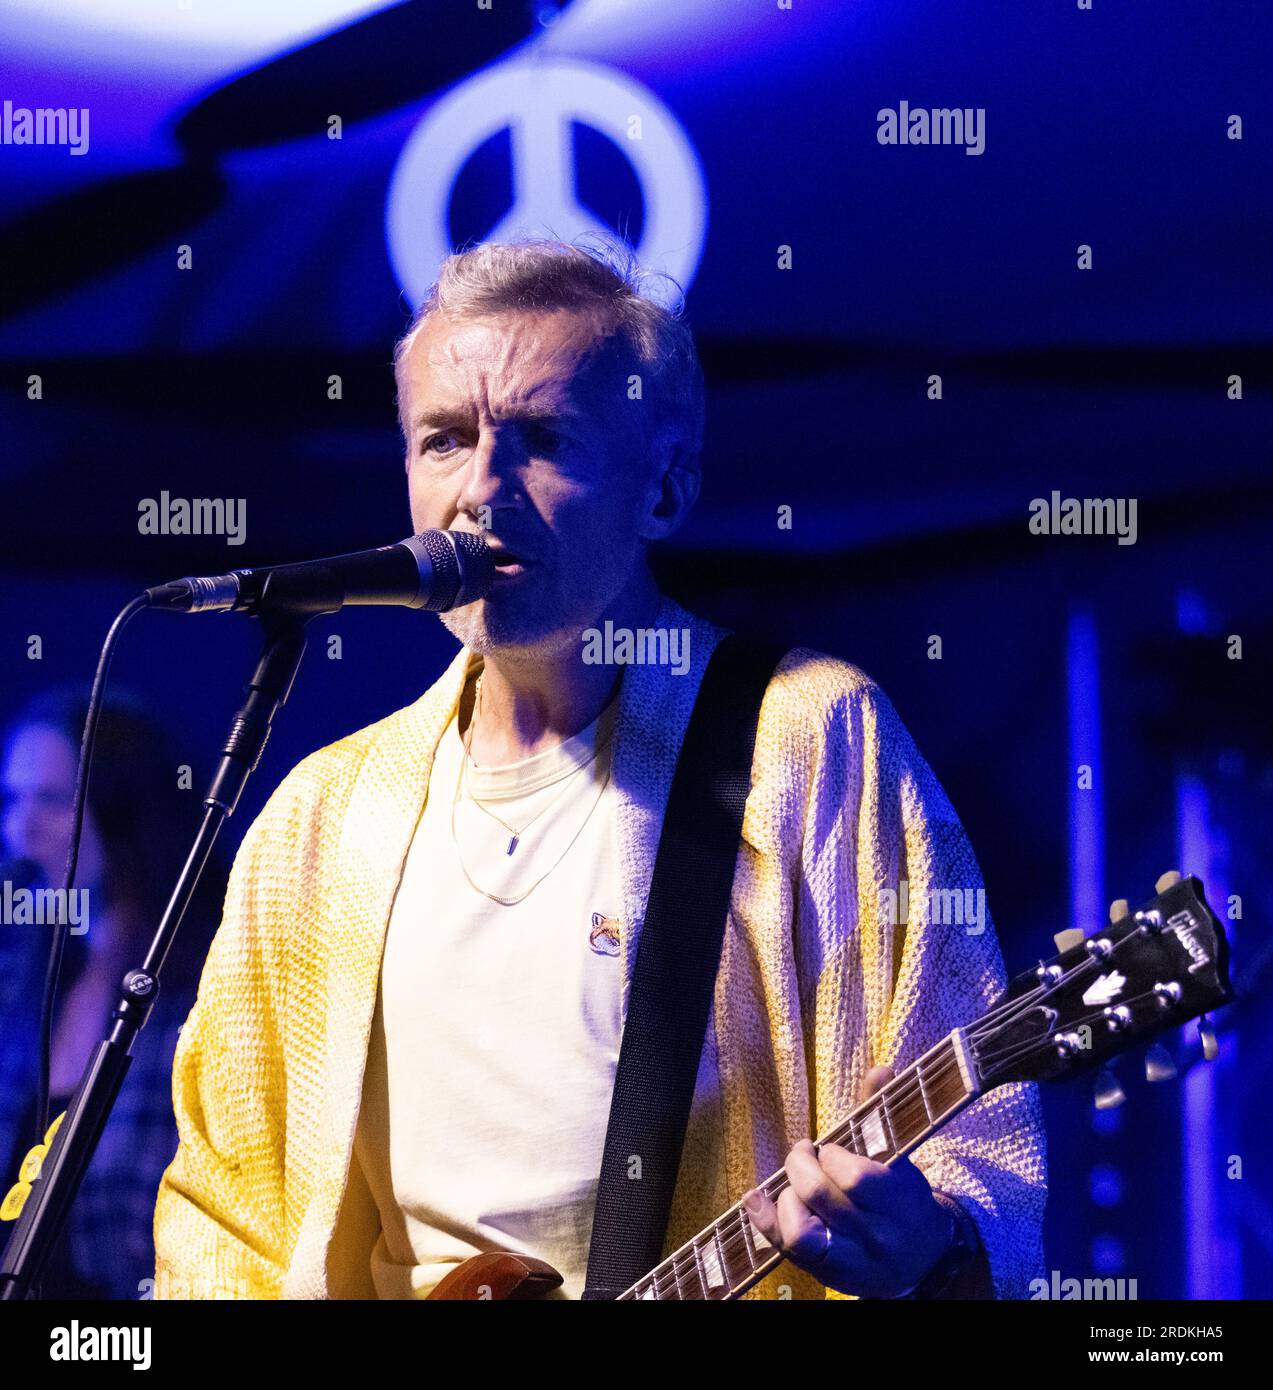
581,632 -> 788,1300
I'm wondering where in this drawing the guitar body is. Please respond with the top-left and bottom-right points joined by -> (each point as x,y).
426,1251 -> 564,1300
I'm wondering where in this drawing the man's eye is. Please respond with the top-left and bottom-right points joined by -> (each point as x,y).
422,432 -> 459,456
526,424 -> 563,453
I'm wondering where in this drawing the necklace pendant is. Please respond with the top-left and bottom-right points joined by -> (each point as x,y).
506,834 -> 519,856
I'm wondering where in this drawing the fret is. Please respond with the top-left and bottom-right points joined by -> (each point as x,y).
739,1211 -> 759,1273
716,1226 -> 735,1294
892,1076 -> 929,1150
859,1101 -> 890,1158
622,1271 -> 657,1300
691,1237 -> 710,1299
700,1227 -> 728,1297
877,1070 -> 919,1156
737,1211 -> 780,1294
825,1034 -> 975,1163
641,1210 -> 774,1301
915,1053 -> 935,1125
617,1032 -> 981,1300
671,1251 -> 690,1301
844,1111 -> 864,1157
744,1210 -> 776,1261
927,1035 -> 976,1121
881,1092 -> 906,1159
722,1211 -> 754,1289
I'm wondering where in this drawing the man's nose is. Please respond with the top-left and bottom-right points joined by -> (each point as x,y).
455,431 -> 524,519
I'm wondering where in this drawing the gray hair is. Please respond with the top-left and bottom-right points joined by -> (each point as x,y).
392,237 -> 705,471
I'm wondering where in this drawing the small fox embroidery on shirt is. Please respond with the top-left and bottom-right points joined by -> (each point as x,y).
589,912 -> 622,956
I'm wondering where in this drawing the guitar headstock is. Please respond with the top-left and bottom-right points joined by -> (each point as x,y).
972,875 -> 1232,1090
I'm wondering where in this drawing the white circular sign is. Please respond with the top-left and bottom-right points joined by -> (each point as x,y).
386,57 -> 708,311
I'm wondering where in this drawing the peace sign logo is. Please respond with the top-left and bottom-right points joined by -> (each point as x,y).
386,58 -> 708,309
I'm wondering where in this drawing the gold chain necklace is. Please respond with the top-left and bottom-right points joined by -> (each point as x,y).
450,673 -> 614,907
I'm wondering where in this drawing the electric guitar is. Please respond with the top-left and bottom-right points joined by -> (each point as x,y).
427,873 -> 1233,1300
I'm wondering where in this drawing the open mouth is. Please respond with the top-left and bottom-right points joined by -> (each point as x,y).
488,549 -> 533,580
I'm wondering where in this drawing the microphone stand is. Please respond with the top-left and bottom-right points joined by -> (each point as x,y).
0,611 -> 312,1300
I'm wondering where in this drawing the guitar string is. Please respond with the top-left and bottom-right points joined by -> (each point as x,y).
637,945 -> 1071,1292
630,956 -> 1037,1296
635,1048 -> 974,1299
643,989 -> 1173,1302
640,1040 -> 991,1298
629,919 -> 1180,1298
631,1204 -> 783,1300
641,1017 -> 1065,1299
965,927 -> 1171,1067
972,985 -> 1177,1073
633,1009 -> 1086,1300
961,919 -> 1161,1040
630,927 -> 1181,1299
646,923 -> 1164,1293
647,1028 -> 1033,1298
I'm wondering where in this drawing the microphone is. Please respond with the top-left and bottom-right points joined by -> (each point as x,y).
144,529 -> 493,616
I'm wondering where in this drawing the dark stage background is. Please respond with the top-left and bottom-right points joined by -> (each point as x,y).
1,0 -> 1269,1300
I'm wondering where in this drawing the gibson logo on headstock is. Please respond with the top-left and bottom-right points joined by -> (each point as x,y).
1167,909 -> 1211,974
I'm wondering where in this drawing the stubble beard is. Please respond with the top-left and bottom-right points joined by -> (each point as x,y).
436,557 -> 637,666
436,589 -> 588,665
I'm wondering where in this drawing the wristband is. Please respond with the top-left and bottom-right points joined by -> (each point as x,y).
870,1191 -> 977,1301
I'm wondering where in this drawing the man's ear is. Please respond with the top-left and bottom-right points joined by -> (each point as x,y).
641,432 -> 700,541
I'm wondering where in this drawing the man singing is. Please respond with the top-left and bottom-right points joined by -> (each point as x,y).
152,239 -> 1046,1301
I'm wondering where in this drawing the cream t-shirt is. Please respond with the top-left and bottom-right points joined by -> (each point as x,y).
353,677 -> 624,1299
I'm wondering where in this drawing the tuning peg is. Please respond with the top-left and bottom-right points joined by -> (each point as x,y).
1154,870 -> 1183,894
1198,1017 -> 1219,1061
1054,929 -> 1085,952
1144,1044 -> 1177,1082
1094,1069 -> 1126,1110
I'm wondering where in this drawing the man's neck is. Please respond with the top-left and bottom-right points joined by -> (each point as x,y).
463,570 -> 662,766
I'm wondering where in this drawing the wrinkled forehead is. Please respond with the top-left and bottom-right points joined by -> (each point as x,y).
403,307 -> 634,418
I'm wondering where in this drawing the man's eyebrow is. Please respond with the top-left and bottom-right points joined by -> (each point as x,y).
410,400 -> 580,432
513,401 -> 579,422
411,406 -> 470,432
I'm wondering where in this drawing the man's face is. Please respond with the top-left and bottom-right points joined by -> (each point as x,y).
402,307 -> 664,657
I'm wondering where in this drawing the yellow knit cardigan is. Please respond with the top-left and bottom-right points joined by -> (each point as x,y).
153,593 -> 1047,1300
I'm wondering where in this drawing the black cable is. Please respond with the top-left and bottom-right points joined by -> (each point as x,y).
34,594 -> 150,1146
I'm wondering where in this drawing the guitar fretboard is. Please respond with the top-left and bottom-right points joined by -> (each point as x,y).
617,1028 -> 978,1301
